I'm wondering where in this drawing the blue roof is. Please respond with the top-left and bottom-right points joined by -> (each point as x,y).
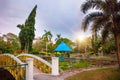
54,41 -> 72,52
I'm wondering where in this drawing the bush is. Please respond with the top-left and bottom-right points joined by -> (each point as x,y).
30,49 -> 39,54
39,52 -> 47,55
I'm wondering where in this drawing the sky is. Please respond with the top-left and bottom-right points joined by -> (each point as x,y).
0,0 -> 91,41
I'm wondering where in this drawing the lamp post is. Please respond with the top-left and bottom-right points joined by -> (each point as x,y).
46,41 -> 51,53
46,42 -> 48,53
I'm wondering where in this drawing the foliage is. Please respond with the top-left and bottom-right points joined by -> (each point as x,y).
33,30 -> 54,53
54,52 -> 63,55
81,0 -> 120,67
75,37 -> 92,53
54,37 -> 75,51
60,60 -> 92,71
17,5 -> 37,53
102,34 -> 116,54
33,37 -> 46,52
33,33 -> 75,53
42,30 -> 53,52
91,36 -> 102,53
55,34 -> 61,41
39,52 -> 51,55
39,52 -> 47,55
30,48 -> 39,54
0,33 -> 20,53
42,30 -> 53,42
65,67 -> 120,80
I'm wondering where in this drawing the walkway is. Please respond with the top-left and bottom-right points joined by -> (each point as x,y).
33,65 -> 116,80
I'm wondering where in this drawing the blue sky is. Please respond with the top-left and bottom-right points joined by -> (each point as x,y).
0,0 -> 91,41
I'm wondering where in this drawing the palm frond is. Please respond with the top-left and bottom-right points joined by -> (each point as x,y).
82,12 -> 103,31
103,0 -> 120,14
102,22 -> 112,42
91,15 -> 109,31
81,0 -> 104,13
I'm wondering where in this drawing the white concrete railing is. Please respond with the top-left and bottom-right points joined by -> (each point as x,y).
17,54 -> 59,75
26,58 -> 33,80
1,54 -> 34,80
52,57 -> 59,75
2,54 -> 25,65
17,54 -> 52,67
0,54 -> 27,80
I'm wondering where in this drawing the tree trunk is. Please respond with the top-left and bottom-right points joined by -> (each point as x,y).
115,34 -> 120,68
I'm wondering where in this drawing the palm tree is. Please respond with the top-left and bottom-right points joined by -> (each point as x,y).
81,0 -> 120,67
42,30 -> 53,42
55,34 -> 61,41
42,30 -> 53,52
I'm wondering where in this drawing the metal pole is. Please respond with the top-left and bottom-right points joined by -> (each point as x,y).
46,42 -> 47,52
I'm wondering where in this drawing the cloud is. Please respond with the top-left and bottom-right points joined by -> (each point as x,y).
0,0 -> 88,41
37,0 -> 86,40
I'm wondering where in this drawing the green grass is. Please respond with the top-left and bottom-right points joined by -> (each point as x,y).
59,60 -> 92,71
65,67 -> 120,80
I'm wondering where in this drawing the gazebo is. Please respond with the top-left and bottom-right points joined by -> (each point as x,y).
54,41 -> 72,61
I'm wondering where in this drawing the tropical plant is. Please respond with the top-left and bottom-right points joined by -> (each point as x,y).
0,33 -> 20,53
54,37 -> 74,51
91,35 -> 102,54
81,0 -> 120,67
42,30 -> 53,42
42,30 -> 53,52
75,37 -> 92,53
55,34 -> 61,41
17,5 -> 37,53
101,34 -> 116,54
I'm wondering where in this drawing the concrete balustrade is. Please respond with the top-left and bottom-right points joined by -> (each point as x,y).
17,54 -> 59,75
0,53 -> 59,80
26,58 -> 33,80
52,57 -> 59,75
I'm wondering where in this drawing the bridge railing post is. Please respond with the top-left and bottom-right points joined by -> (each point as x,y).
26,58 -> 33,80
52,57 -> 59,75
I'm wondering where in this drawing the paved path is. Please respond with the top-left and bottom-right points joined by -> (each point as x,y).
33,65 -> 117,80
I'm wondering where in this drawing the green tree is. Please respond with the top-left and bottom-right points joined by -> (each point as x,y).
102,34 -> 116,54
55,34 -> 61,41
55,37 -> 74,50
91,35 -> 102,54
42,30 -> 53,52
0,33 -> 20,53
5,33 -> 20,52
17,5 -> 37,53
81,0 -> 120,67
75,37 -> 92,53
33,37 -> 46,52
42,30 -> 53,42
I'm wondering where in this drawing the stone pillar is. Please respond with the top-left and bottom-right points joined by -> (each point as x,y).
26,58 -> 33,80
52,57 -> 59,75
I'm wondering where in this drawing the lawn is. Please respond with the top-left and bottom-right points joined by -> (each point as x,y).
65,67 -> 120,80
59,60 -> 92,71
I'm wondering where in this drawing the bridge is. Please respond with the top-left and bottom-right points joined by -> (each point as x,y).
0,53 -> 59,80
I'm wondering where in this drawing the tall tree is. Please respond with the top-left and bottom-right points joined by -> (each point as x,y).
17,5 -> 37,53
55,37 -> 74,50
81,0 -> 120,67
42,30 -> 53,52
0,33 -> 20,53
55,34 -> 61,41
42,30 -> 53,42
